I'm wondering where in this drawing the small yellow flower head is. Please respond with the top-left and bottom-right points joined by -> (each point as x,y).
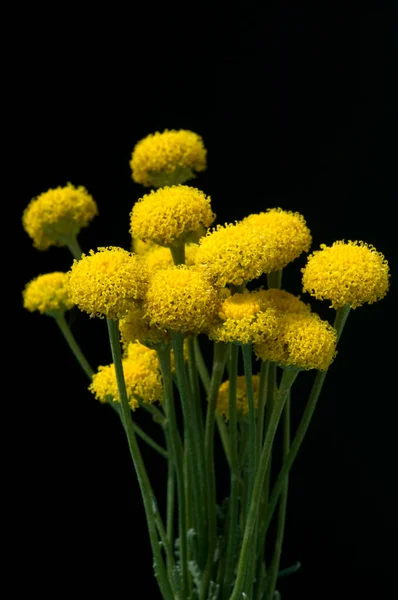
302,240 -> 390,309
194,222 -> 281,287
255,313 -> 337,371
68,247 -> 148,319
243,208 -> 312,270
216,375 -> 260,420
130,185 -> 215,247
120,306 -> 169,348
23,272 -> 74,315
209,291 -> 278,345
144,265 -> 220,334
89,344 -> 163,408
130,129 -> 207,187
22,182 -> 98,250
255,288 -> 311,315
140,243 -> 199,272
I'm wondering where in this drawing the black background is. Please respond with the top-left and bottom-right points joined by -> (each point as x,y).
14,4 -> 396,599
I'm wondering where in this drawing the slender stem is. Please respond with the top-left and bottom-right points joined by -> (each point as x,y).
140,401 -> 167,427
171,331 -> 207,566
266,391 -> 291,600
267,269 -> 282,290
194,336 -> 211,393
130,419 -> 168,459
54,312 -> 94,379
223,343 -> 240,599
259,304 -> 351,546
66,235 -> 83,260
166,462 -> 175,547
106,319 -> 173,600
200,342 -> 228,600
229,367 -> 300,600
187,336 -> 205,473
169,240 -> 186,265
157,343 -> 189,599
257,361 -> 270,457
152,496 -> 176,584
241,344 -> 256,515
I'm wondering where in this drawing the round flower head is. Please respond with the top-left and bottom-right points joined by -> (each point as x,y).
243,208 -> 312,270
194,221 -> 285,288
68,247 -> 148,319
255,288 -> 311,315
23,272 -> 74,315
130,129 -> 207,187
22,182 -> 98,250
209,290 -> 278,344
130,185 -> 215,247
302,240 -> 390,309
120,306 -> 169,348
216,375 -> 260,420
144,265 -> 220,334
255,312 -> 337,371
89,343 -> 162,408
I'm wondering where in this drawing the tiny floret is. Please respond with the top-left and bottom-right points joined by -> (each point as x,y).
130,185 -> 215,247
68,247 -> 148,319
22,182 -> 98,250
144,265 -> 220,334
216,375 -> 261,419
120,306 -> 169,348
130,129 -> 207,187
302,240 -> 390,309
23,272 -> 74,315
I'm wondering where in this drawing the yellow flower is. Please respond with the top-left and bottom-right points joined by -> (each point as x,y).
68,247 -> 148,319
216,375 -> 260,420
140,243 -> 199,272
254,288 -> 311,315
144,265 -> 220,334
120,306 -> 169,348
130,129 -> 207,187
130,185 -> 215,247
209,290 -> 278,344
89,342 -> 163,408
242,208 -> 312,270
302,240 -> 390,309
194,221 -> 287,288
23,272 -> 74,315
22,182 -> 98,250
255,312 -> 337,371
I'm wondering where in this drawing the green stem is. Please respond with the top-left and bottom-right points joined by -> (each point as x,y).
157,343 -> 189,599
65,234 -> 83,260
223,343 -> 240,599
140,401 -> 167,427
229,367 -> 300,600
106,319 -> 173,600
169,240 -> 186,265
171,331 -> 207,566
54,312 -> 94,379
166,461 -> 175,547
200,342 -> 228,600
267,269 -> 282,290
194,336 -> 211,393
257,361 -> 270,457
241,344 -> 256,514
259,304 -> 351,546
152,496 -> 176,585
266,392 -> 291,600
130,419 -> 168,459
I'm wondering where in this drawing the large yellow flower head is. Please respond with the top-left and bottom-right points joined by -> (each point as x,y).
119,306 -> 169,348
68,247 -> 148,319
144,265 -> 220,334
302,240 -> 390,309
23,272 -> 74,315
242,208 -> 312,270
130,185 -> 215,247
22,182 -> 98,250
255,312 -> 337,371
130,129 -> 207,187
209,290 -> 278,344
216,375 -> 261,420
89,342 -> 162,408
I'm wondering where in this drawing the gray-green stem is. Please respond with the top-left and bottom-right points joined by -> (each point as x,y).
54,312 -> 94,379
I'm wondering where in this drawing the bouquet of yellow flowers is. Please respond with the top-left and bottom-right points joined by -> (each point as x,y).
22,130 -> 390,600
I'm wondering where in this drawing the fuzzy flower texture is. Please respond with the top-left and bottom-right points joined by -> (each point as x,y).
23,272 -> 74,315
22,183 -> 98,250
130,129 -> 207,187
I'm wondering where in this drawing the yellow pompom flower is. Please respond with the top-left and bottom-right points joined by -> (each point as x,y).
130,185 -> 215,247
23,272 -> 74,315
22,182 -> 98,250
255,288 -> 311,315
302,240 -> 390,309
130,129 -> 207,187
216,375 -> 261,420
89,342 -> 163,408
68,247 -> 148,319
242,208 -> 312,270
120,306 -> 169,348
255,312 -> 337,371
144,265 -> 220,334
209,291 -> 278,345
194,221 -> 288,288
